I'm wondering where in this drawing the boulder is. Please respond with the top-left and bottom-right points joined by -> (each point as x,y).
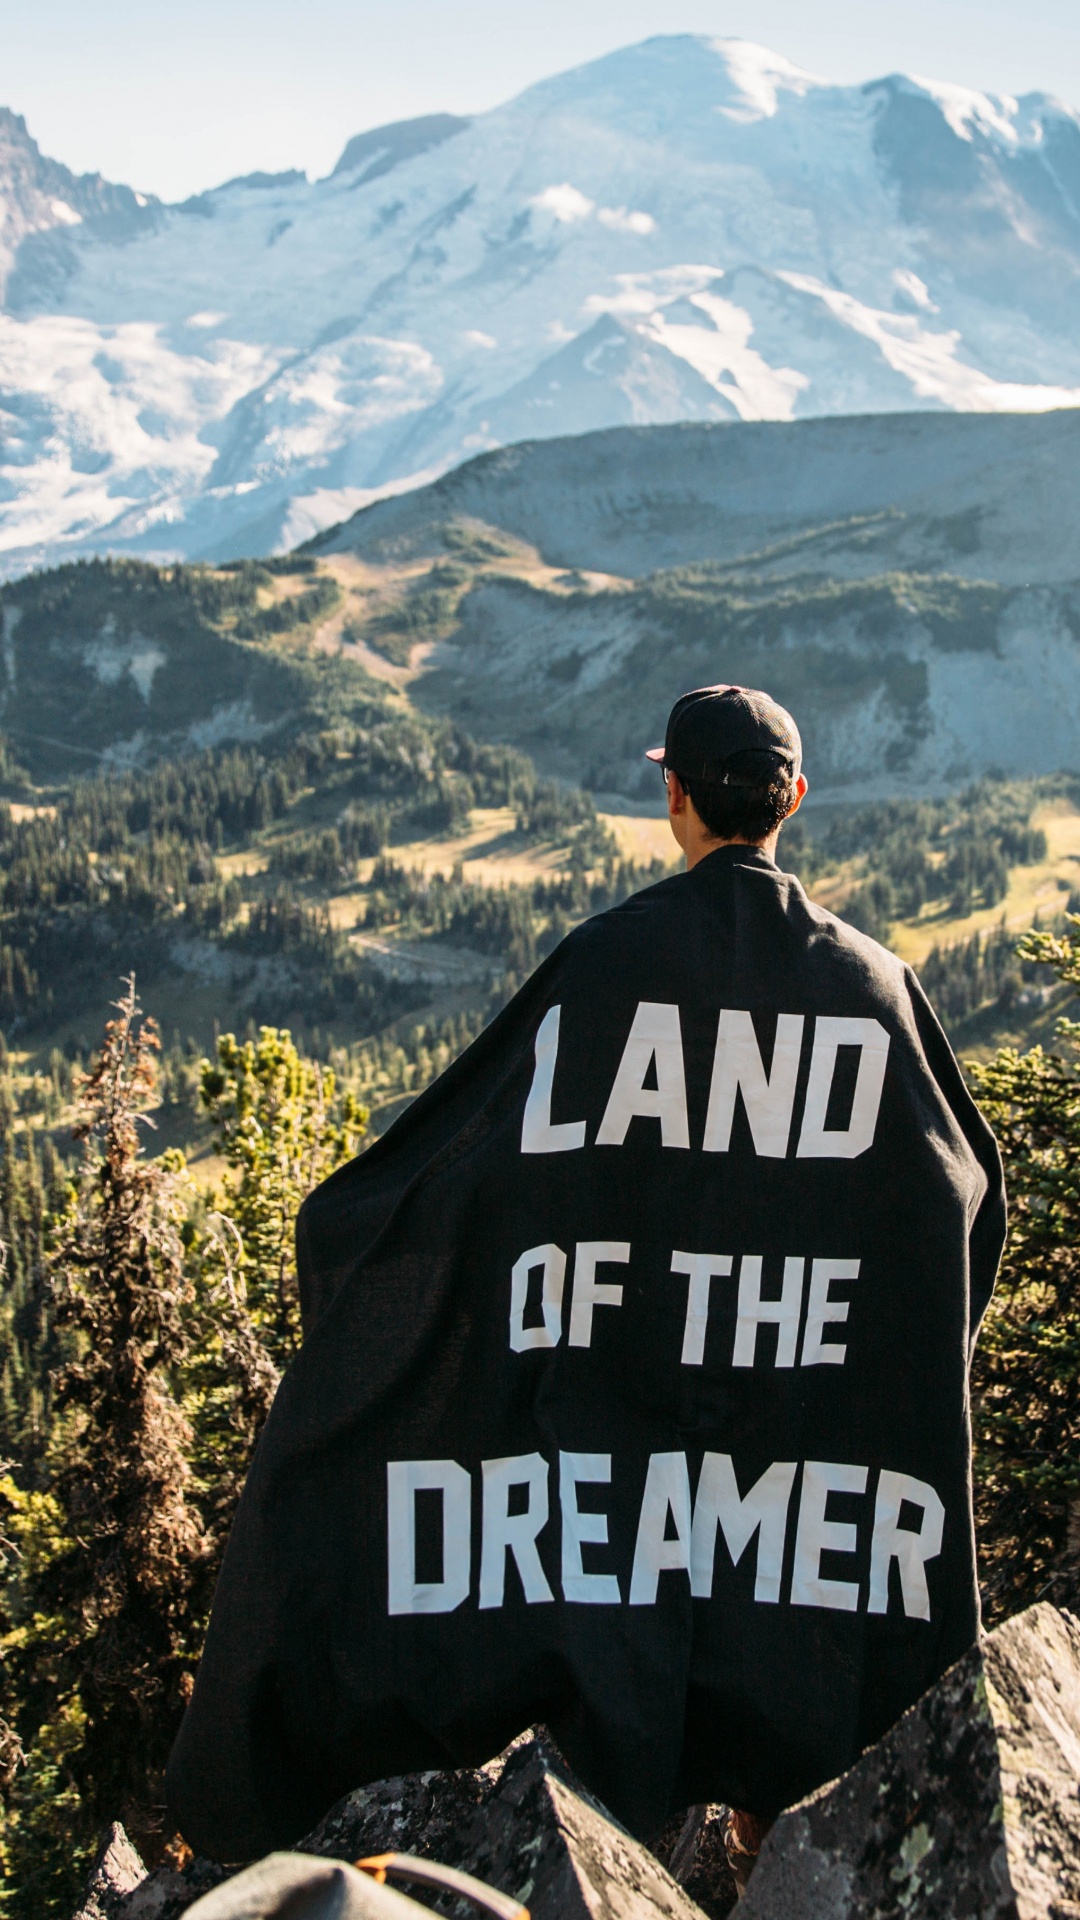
441,1735 -> 709,1919
72,1825 -> 147,1920
740,1602 -> 1080,1919
75,1604 -> 1080,1920
300,1735 -> 734,1915
296,1746 -> 510,1867
121,1859 -> 229,1920
105,1754 -> 506,1920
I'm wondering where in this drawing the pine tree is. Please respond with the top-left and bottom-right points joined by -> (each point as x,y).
0,1051 -> 64,1460
199,1026 -> 367,1367
0,980 -> 208,1908
969,920 -> 1080,1620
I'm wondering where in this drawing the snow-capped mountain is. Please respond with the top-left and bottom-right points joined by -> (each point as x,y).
5,35 -> 1080,574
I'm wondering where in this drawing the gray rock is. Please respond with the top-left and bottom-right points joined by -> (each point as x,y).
91,1605 -> 1080,1920
297,1747 -> 509,1867
445,1735 -> 708,1919
740,1601 -> 1080,1920
72,1824 -> 148,1920
122,1860 -> 230,1920
115,1734 -> 710,1920
299,1732 -> 713,1918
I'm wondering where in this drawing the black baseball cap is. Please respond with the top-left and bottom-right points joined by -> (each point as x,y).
646,684 -> 802,784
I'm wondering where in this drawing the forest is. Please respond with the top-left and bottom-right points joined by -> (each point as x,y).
0,553 -> 1075,1913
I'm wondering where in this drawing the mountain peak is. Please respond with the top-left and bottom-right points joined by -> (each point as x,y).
0,105 -> 159,307
3,38 -> 1080,575
702,37 -> 825,119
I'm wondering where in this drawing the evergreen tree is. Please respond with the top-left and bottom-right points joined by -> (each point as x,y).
0,981 -> 207,1909
969,920 -> 1080,1620
0,1049 -> 67,1460
199,1027 -> 368,1367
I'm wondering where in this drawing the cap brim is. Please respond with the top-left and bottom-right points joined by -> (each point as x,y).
644,745 -> 666,762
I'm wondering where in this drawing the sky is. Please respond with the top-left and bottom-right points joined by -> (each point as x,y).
4,0 -> 1080,202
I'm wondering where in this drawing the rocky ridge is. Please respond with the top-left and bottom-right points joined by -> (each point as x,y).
0,108 -> 158,304
314,413 -> 1080,801
75,1603 -> 1080,1920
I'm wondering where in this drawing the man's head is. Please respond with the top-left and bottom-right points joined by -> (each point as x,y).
646,684 -> 808,866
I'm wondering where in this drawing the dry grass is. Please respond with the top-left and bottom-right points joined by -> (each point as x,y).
600,812 -> 680,867
889,798 -> 1080,965
375,808 -> 586,885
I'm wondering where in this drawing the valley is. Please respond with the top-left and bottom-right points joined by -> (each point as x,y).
0,512 -> 1074,1173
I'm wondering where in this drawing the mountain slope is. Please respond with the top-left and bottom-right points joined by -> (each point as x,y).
0,557 -> 327,779
6,413 -> 1080,804
310,409 -> 1080,586
313,413 -> 1080,802
5,37 -> 1080,573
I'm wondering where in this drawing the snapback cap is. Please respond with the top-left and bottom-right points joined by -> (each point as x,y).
646,683 -> 802,784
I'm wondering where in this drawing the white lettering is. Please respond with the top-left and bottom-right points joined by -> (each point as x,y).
801,1258 -> 861,1366
596,1002 -> 690,1149
509,1243 -> 566,1352
521,1005 -> 586,1153
671,1251 -> 733,1366
703,1010 -> 804,1156
797,1017 -> 890,1159
629,1452 -> 693,1604
868,1470 -> 946,1621
479,1454 -> 553,1609
690,1454 -> 797,1603
790,1460 -> 868,1611
384,1453 -> 943,1619
568,1241 -> 629,1349
560,1452 -> 621,1603
732,1254 -> 804,1369
387,1460 -> 471,1616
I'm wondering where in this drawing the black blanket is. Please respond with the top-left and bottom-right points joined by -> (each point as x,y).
167,844 -> 1005,1859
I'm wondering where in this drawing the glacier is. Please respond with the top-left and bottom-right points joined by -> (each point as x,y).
4,35 -> 1080,574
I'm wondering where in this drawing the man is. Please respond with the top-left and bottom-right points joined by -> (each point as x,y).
168,685 -> 1005,1865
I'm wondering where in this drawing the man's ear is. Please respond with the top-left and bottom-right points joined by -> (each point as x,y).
784,773 -> 809,821
666,771 -> 689,819
665,770 -> 691,854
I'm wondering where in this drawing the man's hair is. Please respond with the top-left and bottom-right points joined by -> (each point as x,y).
675,748 -> 797,843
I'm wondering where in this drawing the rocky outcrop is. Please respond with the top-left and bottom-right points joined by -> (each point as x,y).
741,1601 -> 1080,1919
425,1736 -> 710,1919
296,1746 -> 503,1866
105,1734 -> 725,1920
78,1605 -> 1080,1920
71,1825 -> 147,1920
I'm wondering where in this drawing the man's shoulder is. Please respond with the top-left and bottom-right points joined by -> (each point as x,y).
781,872 -> 908,975
561,865 -> 696,948
763,862 -> 914,1009
561,853 -> 912,1003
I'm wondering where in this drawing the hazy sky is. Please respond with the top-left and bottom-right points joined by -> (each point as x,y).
5,0 -> 1080,202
